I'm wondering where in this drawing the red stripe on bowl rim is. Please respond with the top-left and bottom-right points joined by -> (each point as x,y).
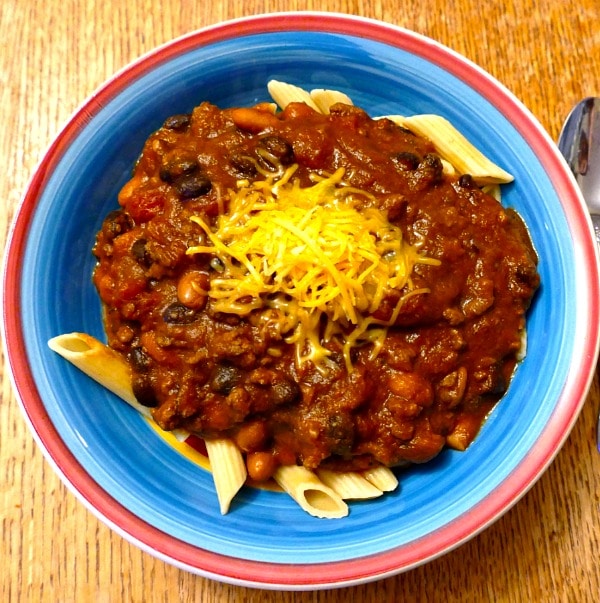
3,12 -> 599,589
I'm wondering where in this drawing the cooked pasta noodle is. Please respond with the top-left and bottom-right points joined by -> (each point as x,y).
361,466 -> 400,492
309,88 -> 354,114
267,80 -> 320,112
400,114 -> 514,184
48,332 -> 150,418
204,438 -> 247,514
273,465 -> 349,518
316,468 -> 383,500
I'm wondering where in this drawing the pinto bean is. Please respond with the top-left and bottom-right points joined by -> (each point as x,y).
234,420 -> 269,452
437,366 -> 468,408
177,270 -> 209,310
230,107 -> 279,133
246,451 -> 277,482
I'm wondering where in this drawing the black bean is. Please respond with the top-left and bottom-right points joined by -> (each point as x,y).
162,302 -> 197,324
458,174 -> 475,189
210,364 -> 241,395
159,158 -> 199,184
392,152 -> 421,171
174,172 -> 212,199
131,238 -> 152,266
230,154 -> 258,178
271,378 -> 301,405
258,135 -> 294,166
132,374 -> 159,407
102,209 -> 133,241
129,346 -> 152,372
163,113 -> 191,131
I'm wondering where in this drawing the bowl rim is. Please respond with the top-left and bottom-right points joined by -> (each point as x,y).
3,11 -> 600,590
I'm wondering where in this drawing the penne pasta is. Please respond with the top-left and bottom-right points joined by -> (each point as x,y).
440,157 -> 458,178
309,88 -> 354,114
170,428 -> 192,442
204,438 -> 248,514
445,425 -> 471,451
47,332 -> 151,418
273,465 -> 349,518
481,183 -> 502,202
381,114 -> 506,197
401,114 -> 514,185
316,468 -> 383,500
267,80 -> 321,112
361,466 -> 399,492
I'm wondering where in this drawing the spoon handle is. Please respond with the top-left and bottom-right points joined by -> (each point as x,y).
590,214 -> 600,247
558,99 -> 600,451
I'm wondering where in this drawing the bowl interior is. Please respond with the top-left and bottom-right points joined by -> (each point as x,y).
6,17 -> 597,587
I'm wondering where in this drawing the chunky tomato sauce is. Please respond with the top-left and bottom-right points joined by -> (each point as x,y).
93,100 -> 539,481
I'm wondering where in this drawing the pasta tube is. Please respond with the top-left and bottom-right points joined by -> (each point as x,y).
316,468 -> 383,500
361,466 -> 399,492
273,465 -> 349,518
267,80 -> 321,112
309,88 -> 354,114
268,80 -> 353,115
204,438 -> 248,514
47,332 -> 151,418
481,183 -> 502,202
401,114 -> 514,184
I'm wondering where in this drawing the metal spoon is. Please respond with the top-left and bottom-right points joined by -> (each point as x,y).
558,97 -> 600,240
557,97 -> 600,449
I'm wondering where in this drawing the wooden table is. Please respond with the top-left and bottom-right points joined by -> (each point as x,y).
2,0 -> 599,600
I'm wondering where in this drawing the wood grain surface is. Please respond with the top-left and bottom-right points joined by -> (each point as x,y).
2,0 -> 600,601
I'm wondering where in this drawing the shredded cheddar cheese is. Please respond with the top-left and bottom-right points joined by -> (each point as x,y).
187,165 -> 439,371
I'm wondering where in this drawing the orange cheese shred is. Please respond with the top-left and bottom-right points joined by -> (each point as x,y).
187,165 -> 439,371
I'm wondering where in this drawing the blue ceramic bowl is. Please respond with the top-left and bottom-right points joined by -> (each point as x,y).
3,12 -> 599,589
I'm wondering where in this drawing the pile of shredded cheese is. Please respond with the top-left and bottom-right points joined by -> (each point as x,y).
187,165 -> 439,371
